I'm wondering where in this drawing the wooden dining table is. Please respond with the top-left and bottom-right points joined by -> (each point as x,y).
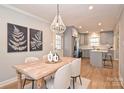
13,57 -> 77,89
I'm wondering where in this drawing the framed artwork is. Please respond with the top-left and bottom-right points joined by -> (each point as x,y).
30,28 -> 43,51
7,23 -> 28,52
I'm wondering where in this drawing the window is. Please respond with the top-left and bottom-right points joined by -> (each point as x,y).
90,37 -> 100,46
55,35 -> 62,49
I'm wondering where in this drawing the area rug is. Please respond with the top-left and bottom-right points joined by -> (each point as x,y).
24,77 -> 91,89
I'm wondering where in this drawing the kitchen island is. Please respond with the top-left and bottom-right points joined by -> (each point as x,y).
90,50 -> 108,67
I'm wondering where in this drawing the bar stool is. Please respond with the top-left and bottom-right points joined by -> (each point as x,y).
103,50 -> 113,68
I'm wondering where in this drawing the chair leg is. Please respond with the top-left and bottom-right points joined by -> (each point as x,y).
103,60 -> 105,66
32,80 -> 34,89
51,76 -> 53,79
23,78 -> 26,88
110,55 -> 113,68
79,75 -> 82,85
104,54 -> 107,66
44,80 -> 48,89
75,77 -> 77,82
72,77 -> 75,89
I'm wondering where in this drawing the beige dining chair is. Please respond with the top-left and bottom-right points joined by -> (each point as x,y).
23,57 -> 39,89
42,55 -> 55,85
46,63 -> 71,89
70,58 -> 82,89
42,55 -> 48,60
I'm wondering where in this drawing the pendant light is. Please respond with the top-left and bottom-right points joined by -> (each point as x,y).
50,4 -> 66,34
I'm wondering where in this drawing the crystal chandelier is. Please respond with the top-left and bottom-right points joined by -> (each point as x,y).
50,4 -> 66,34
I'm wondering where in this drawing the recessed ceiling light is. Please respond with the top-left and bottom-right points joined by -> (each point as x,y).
101,29 -> 104,31
89,6 -> 93,10
86,31 -> 89,33
79,26 -> 82,29
98,22 -> 102,26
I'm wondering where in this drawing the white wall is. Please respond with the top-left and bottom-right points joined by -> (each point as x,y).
0,6 -> 53,82
113,24 -> 119,60
118,9 -> 124,87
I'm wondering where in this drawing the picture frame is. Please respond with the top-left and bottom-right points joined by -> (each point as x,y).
29,28 -> 43,51
7,23 -> 28,52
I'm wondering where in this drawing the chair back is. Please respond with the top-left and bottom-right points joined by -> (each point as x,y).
43,55 -> 48,60
71,58 -> 81,77
54,63 -> 71,89
25,57 -> 39,63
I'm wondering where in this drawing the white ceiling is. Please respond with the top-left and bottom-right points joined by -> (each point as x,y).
10,4 -> 124,32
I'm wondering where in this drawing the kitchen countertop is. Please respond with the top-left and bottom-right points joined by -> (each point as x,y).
91,49 -> 108,53
80,45 -> 114,51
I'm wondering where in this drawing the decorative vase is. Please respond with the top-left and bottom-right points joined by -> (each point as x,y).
47,51 -> 53,62
53,53 -> 59,62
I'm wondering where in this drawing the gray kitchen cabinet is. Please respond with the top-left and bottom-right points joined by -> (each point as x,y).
79,33 -> 88,46
100,31 -> 113,46
63,27 -> 73,57
63,26 -> 79,57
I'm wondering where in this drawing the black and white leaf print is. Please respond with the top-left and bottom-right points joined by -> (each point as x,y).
8,23 -> 27,52
30,29 -> 43,51
31,32 -> 42,49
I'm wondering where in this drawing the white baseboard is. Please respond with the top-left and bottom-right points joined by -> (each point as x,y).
0,77 -> 17,88
0,75 -> 25,88
119,75 -> 124,88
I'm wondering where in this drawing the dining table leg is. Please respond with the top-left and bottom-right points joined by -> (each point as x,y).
16,70 -> 22,89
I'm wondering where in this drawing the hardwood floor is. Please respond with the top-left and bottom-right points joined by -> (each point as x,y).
81,58 -> 122,89
0,58 -> 123,89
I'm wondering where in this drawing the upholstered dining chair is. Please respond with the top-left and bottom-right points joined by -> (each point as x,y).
23,57 -> 39,89
70,58 -> 82,89
42,55 -> 48,61
42,55 -> 54,83
46,63 -> 71,89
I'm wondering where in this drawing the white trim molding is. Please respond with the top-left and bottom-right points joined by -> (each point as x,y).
0,75 -> 25,88
1,4 -> 50,24
0,77 -> 17,88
